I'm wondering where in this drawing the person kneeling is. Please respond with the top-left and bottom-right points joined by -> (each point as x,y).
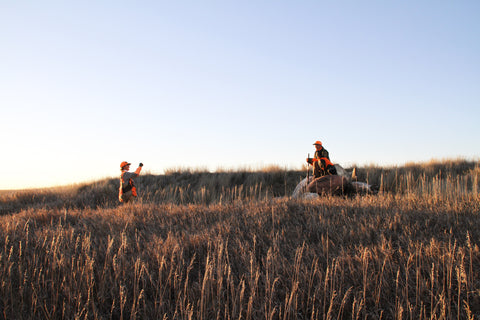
306,140 -> 337,179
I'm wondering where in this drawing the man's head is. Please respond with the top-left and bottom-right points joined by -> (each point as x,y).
313,141 -> 323,151
120,161 -> 131,171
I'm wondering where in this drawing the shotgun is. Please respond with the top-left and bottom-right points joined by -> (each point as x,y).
306,153 -> 310,191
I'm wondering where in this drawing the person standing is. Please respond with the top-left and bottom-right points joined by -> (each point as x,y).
306,141 -> 337,178
119,161 -> 143,203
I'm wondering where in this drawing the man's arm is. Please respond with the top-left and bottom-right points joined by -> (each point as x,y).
134,163 -> 143,176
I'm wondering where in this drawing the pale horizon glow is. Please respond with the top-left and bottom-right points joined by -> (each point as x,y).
1,1 -> 479,190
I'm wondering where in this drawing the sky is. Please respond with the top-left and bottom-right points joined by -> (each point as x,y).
1,1 -> 479,190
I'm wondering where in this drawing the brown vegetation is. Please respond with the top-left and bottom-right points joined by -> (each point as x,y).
0,159 -> 479,319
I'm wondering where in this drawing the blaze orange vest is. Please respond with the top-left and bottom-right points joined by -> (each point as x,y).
119,173 -> 138,202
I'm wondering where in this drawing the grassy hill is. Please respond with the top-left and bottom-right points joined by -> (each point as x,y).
0,159 -> 479,319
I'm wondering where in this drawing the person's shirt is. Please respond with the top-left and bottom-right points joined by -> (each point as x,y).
121,171 -> 138,182
314,147 -> 330,161
121,166 -> 142,183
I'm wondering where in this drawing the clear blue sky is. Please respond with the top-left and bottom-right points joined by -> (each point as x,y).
1,1 -> 479,189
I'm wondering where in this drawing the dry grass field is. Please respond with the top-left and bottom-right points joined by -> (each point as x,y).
0,159 -> 479,319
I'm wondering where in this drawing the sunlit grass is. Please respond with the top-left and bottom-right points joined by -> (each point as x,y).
0,159 -> 478,319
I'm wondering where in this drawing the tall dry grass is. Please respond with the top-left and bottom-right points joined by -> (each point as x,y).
0,159 -> 479,319
2,159 -> 478,214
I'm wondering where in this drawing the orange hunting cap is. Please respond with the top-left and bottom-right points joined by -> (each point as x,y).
313,141 -> 322,146
120,161 -> 131,169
